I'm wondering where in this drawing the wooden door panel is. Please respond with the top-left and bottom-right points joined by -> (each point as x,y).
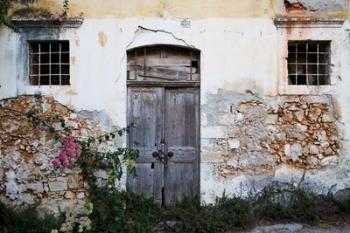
127,87 -> 164,201
129,164 -> 154,199
165,88 -> 199,206
127,87 -> 199,206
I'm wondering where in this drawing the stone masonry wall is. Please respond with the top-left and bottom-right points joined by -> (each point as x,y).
0,96 -> 121,215
201,90 -> 341,200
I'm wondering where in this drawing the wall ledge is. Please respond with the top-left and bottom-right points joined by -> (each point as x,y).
11,17 -> 84,29
274,17 -> 345,28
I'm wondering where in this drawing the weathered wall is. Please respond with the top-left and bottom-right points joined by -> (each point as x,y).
201,93 -> 343,202
1,0 -> 350,206
0,96 -> 123,214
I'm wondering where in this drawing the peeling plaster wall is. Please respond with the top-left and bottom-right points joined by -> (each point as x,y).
0,96 -> 124,214
1,0 -> 350,207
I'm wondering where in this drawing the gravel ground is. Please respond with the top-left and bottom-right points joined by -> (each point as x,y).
240,223 -> 350,233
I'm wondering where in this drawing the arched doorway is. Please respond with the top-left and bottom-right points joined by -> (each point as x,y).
127,45 -> 200,206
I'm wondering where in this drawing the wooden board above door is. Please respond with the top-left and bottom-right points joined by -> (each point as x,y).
127,45 -> 200,84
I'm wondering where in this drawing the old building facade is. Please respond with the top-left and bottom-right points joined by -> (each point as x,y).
1,0 -> 350,213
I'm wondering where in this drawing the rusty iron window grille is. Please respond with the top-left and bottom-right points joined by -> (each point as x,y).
287,41 -> 331,86
28,41 -> 70,86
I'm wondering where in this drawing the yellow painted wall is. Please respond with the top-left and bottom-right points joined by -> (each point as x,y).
21,0 -> 273,18
13,0 -> 350,19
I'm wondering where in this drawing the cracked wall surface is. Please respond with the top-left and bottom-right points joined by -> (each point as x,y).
2,0 -> 350,206
0,96 -> 124,214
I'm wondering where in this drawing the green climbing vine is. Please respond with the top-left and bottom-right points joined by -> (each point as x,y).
0,102 -> 139,190
0,0 -> 13,29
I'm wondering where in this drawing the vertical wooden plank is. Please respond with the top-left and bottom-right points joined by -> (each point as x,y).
164,88 -> 200,206
127,87 -> 164,200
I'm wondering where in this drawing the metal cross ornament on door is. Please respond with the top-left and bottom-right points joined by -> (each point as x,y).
152,142 -> 174,167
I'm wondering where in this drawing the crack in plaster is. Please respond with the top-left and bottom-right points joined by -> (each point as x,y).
126,25 -> 196,49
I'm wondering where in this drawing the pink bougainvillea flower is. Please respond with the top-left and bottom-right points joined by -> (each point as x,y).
51,136 -> 81,171
50,12 -> 64,22
51,159 -> 61,167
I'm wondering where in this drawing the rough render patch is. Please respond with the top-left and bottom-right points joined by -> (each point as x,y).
284,0 -> 308,12
281,0 -> 348,13
202,91 -> 340,180
0,96 -> 123,215
98,31 -> 108,47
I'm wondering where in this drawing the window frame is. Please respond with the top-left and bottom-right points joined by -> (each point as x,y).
275,18 -> 344,95
27,40 -> 70,86
287,40 -> 331,86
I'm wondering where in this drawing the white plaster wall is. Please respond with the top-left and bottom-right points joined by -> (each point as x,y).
1,17 -> 350,203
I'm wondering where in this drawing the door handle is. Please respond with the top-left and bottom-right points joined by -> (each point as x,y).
167,151 -> 174,158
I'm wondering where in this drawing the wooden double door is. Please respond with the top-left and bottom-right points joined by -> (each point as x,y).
127,86 -> 199,206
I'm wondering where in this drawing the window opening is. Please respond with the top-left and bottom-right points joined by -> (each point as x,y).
287,41 -> 330,85
29,41 -> 70,86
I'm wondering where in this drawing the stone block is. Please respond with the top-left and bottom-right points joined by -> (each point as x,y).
320,156 -> 338,167
49,178 -> 68,192
77,192 -> 85,199
284,143 -> 302,162
67,174 -> 80,189
27,182 -> 44,193
228,138 -> 240,150
265,114 -> 278,124
322,112 -> 335,123
202,126 -> 226,139
64,191 -> 75,199
294,110 -> 304,122
17,193 -> 34,205
94,170 -> 108,179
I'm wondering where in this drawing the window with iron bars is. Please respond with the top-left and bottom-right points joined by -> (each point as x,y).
287,41 -> 331,86
28,41 -> 70,86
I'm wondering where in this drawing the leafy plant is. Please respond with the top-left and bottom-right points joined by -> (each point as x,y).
0,201 -> 64,233
0,0 -> 14,29
90,188 -> 159,233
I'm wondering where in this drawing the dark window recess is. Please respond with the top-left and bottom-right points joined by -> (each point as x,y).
287,41 -> 331,86
28,41 -> 70,86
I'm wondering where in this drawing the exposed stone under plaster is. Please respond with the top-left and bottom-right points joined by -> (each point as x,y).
201,90 -> 344,203
0,96 -> 123,215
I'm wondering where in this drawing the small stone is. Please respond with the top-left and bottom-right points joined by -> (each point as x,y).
324,147 -> 334,156
6,170 -> 16,180
77,192 -> 85,199
226,159 -> 238,166
284,143 -> 302,162
314,131 -> 328,143
288,104 -> 298,111
67,175 -> 80,190
49,178 -> 68,192
294,110 -> 304,122
307,156 -> 319,167
296,123 -> 307,132
228,138 -> 240,150
321,156 -> 338,167
1,120 -> 20,133
18,193 -> 34,205
94,170 -> 108,179
6,180 -> 18,195
64,191 -> 75,199
27,182 -> 44,193
18,184 -> 28,193
265,114 -> 278,124
322,112 -> 335,123
309,145 -> 319,155
238,103 -> 251,113
236,113 -> 244,121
